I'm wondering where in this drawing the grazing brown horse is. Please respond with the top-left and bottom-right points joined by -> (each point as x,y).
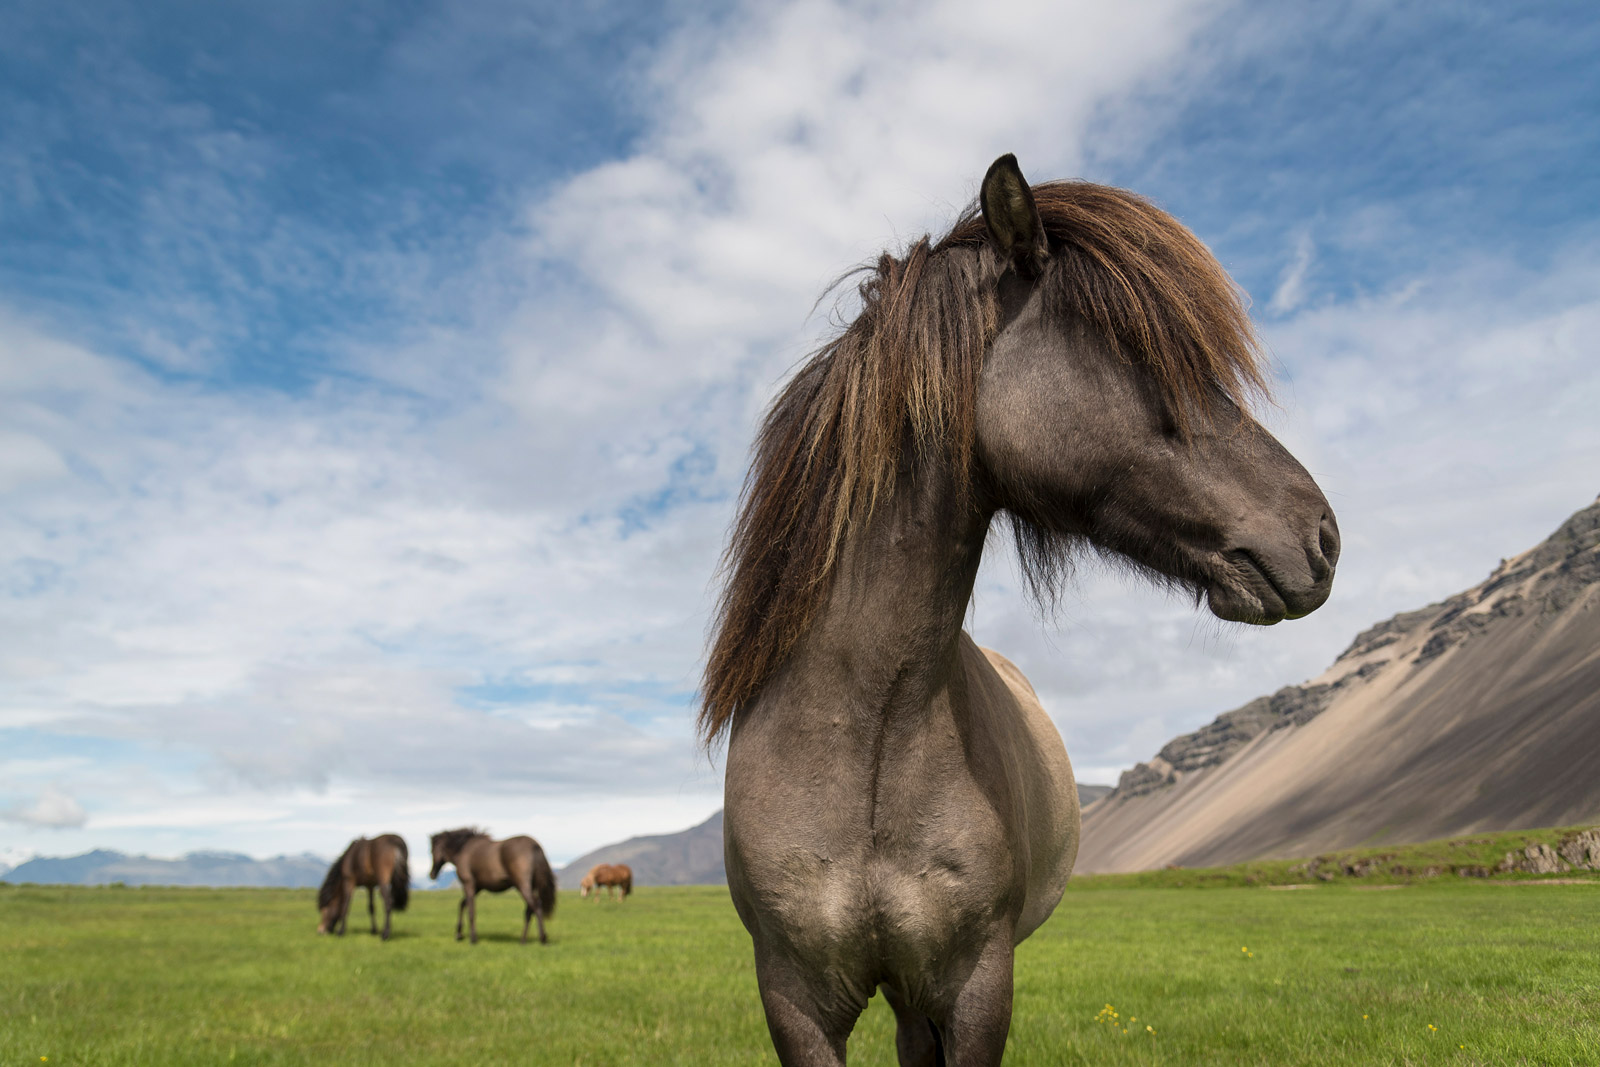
579,863 -> 633,900
429,828 -> 556,945
316,834 -> 409,940
702,155 -> 1338,1065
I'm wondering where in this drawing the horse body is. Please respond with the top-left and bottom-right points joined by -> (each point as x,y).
581,863 -> 633,900
430,829 -> 556,945
728,637 -> 1077,994
723,465 -> 1077,1058
707,155 -> 1338,1064
316,834 -> 409,940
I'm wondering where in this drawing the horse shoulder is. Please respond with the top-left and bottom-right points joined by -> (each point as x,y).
965,636 -> 1080,942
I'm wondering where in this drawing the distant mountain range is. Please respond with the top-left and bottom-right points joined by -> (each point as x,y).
556,784 -> 1115,888
1078,493 -> 1600,873
1,849 -> 332,887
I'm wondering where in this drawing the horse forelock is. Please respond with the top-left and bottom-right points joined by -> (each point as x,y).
700,180 -> 1265,744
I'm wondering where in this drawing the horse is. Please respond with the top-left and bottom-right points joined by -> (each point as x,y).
702,154 -> 1338,1065
429,828 -> 557,945
579,863 -> 633,900
316,834 -> 409,940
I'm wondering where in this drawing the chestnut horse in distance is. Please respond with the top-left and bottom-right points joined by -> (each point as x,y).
579,863 -> 633,900
316,834 -> 409,940
429,828 -> 557,945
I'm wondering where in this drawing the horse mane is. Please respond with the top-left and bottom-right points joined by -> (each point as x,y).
700,180 -> 1266,744
432,827 -> 485,856
317,840 -> 357,909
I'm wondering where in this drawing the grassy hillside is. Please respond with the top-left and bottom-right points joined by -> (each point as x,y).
1073,823 -> 1600,890
2,878 -> 1597,1065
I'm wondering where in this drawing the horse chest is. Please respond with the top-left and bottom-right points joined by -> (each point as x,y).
726,748 -> 1015,980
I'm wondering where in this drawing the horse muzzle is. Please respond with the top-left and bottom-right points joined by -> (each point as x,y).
1206,511 -> 1339,625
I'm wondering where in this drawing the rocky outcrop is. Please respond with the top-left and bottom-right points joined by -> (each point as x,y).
1559,829 -> 1600,869
1498,843 -> 1568,875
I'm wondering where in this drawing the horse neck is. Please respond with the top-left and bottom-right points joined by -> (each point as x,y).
774,450 -> 993,724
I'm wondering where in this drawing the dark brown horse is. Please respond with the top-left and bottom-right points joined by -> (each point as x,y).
579,862 -> 633,900
429,828 -> 557,945
316,834 -> 409,940
703,155 -> 1338,1065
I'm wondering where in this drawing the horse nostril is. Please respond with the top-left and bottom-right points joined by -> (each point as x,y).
1318,513 -> 1340,569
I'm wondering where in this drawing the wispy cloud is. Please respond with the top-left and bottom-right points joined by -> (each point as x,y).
1268,230 -> 1316,315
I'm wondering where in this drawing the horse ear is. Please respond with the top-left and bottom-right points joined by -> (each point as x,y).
980,153 -> 1047,277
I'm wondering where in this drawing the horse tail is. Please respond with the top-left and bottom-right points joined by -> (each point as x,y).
531,841 -> 557,918
387,836 -> 410,912
318,841 -> 355,909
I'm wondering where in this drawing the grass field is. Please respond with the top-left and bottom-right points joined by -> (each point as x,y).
3,879 -> 1598,1065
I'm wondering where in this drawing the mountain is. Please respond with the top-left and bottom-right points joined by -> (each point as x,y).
558,810 -> 726,886
2,849 -> 331,887
1077,494 -> 1600,873
1075,784 -> 1113,808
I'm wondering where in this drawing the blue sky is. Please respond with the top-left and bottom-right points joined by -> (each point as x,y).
2,0 -> 1597,870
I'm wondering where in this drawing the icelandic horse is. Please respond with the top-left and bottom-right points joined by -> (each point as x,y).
579,863 -> 633,900
701,155 -> 1339,1064
316,834 -> 410,940
429,828 -> 557,945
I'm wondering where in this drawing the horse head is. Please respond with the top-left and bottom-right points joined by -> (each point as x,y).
429,827 -> 480,881
972,154 -> 1337,624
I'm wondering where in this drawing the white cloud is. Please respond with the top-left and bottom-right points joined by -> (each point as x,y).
2,0 -> 1595,860
5,0 -> 1238,825
2,784 -> 88,829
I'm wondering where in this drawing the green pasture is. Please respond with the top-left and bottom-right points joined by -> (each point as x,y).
2,879 -> 1597,1065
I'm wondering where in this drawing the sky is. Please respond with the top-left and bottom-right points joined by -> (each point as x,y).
2,0 -> 1597,872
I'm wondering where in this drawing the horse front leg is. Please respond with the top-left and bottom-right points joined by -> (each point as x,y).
367,886 -> 377,935
467,886 -> 480,945
379,883 -> 394,941
930,934 -> 1014,1067
753,950 -> 862,1067
337,878 -> 356,936
455,891 -> 469,941
883,984 -> 944,1067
